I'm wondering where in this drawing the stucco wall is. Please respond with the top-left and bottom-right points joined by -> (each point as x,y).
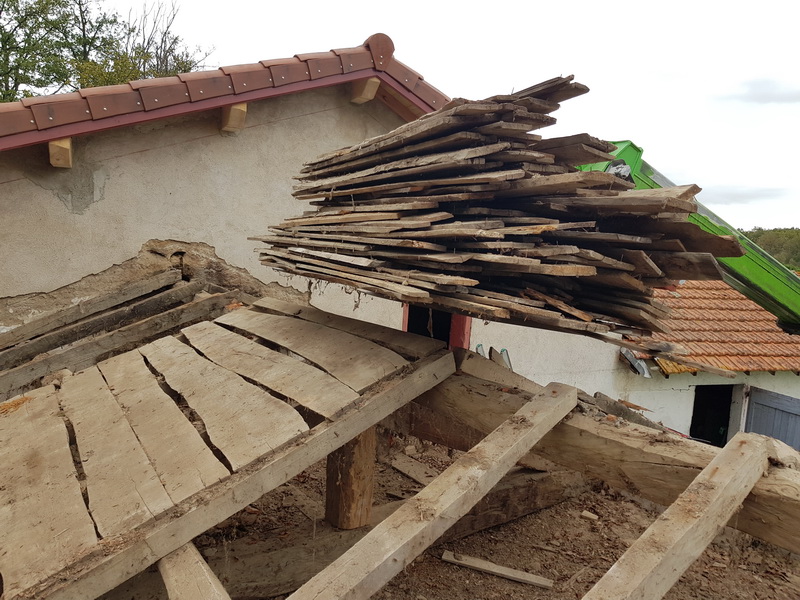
469,319 -> 800,435
0,86 -> 403,325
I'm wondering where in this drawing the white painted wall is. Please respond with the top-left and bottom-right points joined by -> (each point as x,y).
469,319 -> 800,435
0,86 -> 403,320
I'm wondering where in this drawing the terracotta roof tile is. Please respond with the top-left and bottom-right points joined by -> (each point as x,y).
0,33 -> 449,151
650,280 -> 800,374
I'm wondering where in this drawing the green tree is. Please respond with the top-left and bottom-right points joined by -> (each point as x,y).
0,0 -> 208,101
742,227 -> 800,270
73,2 -> 210,88
0,0 -> 72,101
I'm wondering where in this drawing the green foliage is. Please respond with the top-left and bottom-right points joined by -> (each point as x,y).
741,227 -> 800,270
0,0 -> 208,101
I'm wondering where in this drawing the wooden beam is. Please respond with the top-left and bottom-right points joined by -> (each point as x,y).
220,102 -> 247,133
286,382 -> 577,600
325,426 -> 376,529
49,137 -> 72,168
0,270 -> 181,351
101,469 -> 586,600
158,543 -> 231,600
0,291 -> 237,401
350,77 -> 381,104
26,350 -> 455,600
419,350 -> 800,555
582,432 -> 769,600
0,280 -> 203,371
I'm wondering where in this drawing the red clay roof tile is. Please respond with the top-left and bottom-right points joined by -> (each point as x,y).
651,280 -> 800,374
0,33 -> 449,151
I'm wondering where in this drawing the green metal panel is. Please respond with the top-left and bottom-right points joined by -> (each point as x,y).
578,141 -> 800,332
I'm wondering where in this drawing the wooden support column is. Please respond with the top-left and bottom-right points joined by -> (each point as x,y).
288,382 -> 577,600
221,102 -> 247,133
350,77 -> 380,104
158,542 -> 231,599
325,425 -> 376,529
48,137 -> 72,168
582,432 -> 769,600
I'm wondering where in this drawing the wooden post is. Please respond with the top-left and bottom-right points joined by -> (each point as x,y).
325,425 -> 376,529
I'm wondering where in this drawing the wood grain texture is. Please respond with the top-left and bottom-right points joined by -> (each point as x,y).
181,321 -> 358,419
139,335 -> 308,471
98,350 -> 229,503
583,432 -> 769,600
215,309 -> 408,393
0,386 -> 98,599
288,382 -> 577,600
59,366 -> 173,536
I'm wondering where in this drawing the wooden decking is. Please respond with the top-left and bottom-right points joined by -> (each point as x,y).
0,305 -> 452,600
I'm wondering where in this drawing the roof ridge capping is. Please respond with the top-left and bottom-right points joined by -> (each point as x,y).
0,33 -> 449,151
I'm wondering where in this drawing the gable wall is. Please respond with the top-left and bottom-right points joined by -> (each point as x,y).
0,86 -> 403,306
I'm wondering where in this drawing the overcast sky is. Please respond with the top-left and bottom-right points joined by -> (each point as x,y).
107,0 -> 800,230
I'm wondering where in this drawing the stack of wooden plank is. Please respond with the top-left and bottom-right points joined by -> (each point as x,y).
253,76 -> 742,353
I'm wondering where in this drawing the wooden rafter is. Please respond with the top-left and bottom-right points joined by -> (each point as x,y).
287,382 -> 577,599
582,432 -> 769,600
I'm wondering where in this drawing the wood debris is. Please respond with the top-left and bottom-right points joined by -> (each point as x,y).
254,75 -> 743,355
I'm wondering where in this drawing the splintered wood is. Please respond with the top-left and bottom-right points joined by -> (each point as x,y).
254,75 -> 743,354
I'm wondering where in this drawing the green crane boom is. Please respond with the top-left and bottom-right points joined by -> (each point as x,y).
579,141 -> 800,333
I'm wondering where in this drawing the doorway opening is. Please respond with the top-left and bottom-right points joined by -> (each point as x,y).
690,385 -> 733,447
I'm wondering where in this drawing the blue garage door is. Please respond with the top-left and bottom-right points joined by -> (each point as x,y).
746,388 -> 800,450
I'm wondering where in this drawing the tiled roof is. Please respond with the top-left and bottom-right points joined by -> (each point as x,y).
0,33 -> 448,151
650,280 -> 800,374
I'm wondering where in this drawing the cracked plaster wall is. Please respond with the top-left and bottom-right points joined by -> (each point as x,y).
0,85 -> 405,329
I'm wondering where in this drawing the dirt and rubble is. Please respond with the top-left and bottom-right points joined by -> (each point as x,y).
183,431 -> 800,600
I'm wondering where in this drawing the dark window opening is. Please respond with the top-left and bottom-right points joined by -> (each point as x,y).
406,306 -> 452,344
690,385 -> 733,447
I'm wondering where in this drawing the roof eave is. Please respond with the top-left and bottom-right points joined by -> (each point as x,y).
0,70 -> 437,153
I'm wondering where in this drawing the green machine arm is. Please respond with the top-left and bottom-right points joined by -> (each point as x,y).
579,141 -> 800,333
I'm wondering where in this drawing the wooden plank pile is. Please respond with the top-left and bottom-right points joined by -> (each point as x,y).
253,75 -> 743,353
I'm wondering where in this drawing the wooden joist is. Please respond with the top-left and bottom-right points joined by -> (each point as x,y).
286,382 -> 577,600
416,350 -> 800,555
582,432 -> 769,600
158,543 -> 232,600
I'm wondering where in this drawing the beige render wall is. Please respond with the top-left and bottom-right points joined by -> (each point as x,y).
0,86 -> 403,320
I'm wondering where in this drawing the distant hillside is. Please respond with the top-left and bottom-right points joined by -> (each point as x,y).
741,228 -> 800,270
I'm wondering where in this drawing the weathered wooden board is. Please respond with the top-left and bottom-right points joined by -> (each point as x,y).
583,432 -> 769,600
252,297 -> 444,360
0,386 -> 98,599
98,350 -> 230,503
181,321 -> 358,419
59,366 -> 174,536
215,309 -> 408,393
287,382 -> 577,600
441,550 -> 553,589
0,270 -> 181,351
0,291 -> 237,401
0,280 -> 203,372
27,350 -> 455,600
139,335 -> 308,470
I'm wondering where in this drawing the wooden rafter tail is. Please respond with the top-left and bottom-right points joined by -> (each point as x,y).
582,432 -> 770,600
286,383 -> 578,600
